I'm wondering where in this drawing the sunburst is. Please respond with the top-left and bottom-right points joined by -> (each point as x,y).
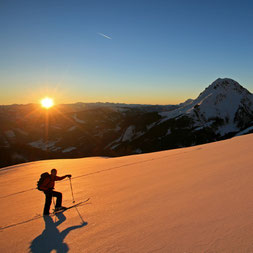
41,97 -> 54,109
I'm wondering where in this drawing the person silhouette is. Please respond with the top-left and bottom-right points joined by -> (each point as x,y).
40,169 -> 72,215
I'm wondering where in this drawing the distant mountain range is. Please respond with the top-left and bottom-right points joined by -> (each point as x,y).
1,78 -> 253,168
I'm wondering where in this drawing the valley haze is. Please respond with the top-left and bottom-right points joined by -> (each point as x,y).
1,78 -> 253,169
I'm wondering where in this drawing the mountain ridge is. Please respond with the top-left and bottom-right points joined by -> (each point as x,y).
0,78 -> 252,168
159,78 -> 253,134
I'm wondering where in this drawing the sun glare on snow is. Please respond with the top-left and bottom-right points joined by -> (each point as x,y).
41,97 -> 54,109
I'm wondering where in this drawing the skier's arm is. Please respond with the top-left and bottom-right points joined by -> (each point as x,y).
55,175 -> 72,181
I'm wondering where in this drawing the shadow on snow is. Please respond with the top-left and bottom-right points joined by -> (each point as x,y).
29,210 -> 88,253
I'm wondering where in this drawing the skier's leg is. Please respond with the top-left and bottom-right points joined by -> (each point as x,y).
43,191 -> 53,215
52,191 -> 62,208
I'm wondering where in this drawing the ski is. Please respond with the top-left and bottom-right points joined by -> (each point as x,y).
0,198 -> 90,231
52,198 -> 90,214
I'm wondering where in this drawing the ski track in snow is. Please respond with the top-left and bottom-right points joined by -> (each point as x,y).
0,149 -> 193,199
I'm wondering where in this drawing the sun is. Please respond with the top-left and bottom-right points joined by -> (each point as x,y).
41,97 -> 54,109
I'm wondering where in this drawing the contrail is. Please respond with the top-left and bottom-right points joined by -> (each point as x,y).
98,32 -> 112,40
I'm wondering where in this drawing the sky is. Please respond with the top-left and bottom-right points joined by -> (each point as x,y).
0,0 -> 253,105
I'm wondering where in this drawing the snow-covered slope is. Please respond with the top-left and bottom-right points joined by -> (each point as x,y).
1,134 -> 253,252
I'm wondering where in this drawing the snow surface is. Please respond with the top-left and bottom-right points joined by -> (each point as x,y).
72,114 -> 85,124
68,126 -> 77,132
235,125 -> 253,136
122,125 -> 135,142
5,130 -> 16,138
15,128 -> 28,136
62,147 -> 77,153
1,134 -> 253,252
167,129 -> 171,135
11,153 -> 26,161
29,139 -> 58,151
1,138 -> 10,148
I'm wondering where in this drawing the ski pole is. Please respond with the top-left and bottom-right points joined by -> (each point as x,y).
69,177 -> 75,203
53,197 -> 56,208
52,197 -> 57,220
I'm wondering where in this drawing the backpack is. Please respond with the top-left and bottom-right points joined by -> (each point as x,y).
37,172 -> 50,191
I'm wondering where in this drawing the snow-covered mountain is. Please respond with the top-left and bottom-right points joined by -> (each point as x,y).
160,78 -> 253,135
0,78 -> 252,168
1,134 -> 253,252
107,78 -> 253,153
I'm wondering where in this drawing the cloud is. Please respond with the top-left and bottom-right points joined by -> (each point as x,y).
97,32 -> 112,40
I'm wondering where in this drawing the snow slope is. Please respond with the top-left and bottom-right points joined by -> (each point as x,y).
1,134 -> 253,252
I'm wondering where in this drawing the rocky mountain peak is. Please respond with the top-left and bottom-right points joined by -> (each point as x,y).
198,78 -> 249,100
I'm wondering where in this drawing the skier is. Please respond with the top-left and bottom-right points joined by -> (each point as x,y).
40,168 -> 72,215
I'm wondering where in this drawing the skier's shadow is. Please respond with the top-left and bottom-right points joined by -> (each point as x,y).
29,211 -> 88,253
